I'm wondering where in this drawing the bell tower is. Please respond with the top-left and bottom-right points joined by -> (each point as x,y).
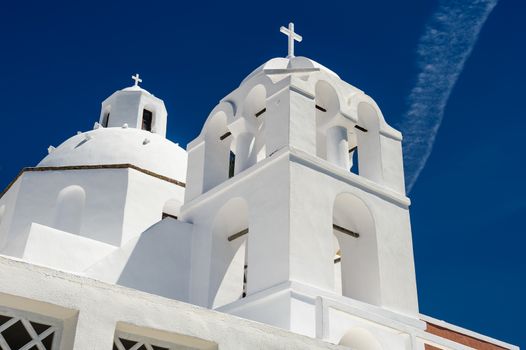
99,74 -> 168,137
182,23 -> 419,341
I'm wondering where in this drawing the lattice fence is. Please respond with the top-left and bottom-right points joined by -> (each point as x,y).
0,313 -> 57,350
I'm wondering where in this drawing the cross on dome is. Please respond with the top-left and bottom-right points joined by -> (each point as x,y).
131,73 -> 142,87
280,22 -> 302,58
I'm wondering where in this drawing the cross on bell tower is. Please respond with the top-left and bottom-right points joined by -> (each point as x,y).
280,22 -> 303,58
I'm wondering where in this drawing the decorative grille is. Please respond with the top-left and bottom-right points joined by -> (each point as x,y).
0,313 -> 57,350
114,333 -> 194,350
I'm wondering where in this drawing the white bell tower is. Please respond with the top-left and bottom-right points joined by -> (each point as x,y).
182,23 -> 419,342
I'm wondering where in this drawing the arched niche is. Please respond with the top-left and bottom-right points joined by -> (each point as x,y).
339,328 -> 383,350
53,185 -> 86,234
356,102 -> 383,183
332,193 -> 381,305
203,111 -> 233,192
210,197 -> 250,308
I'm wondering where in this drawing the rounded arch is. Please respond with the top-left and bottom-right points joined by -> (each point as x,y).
195,101 -> 236,143
229,84 -> 268,174
357,102 -> 381,133
339,328 -> 383,350
243,84 -> 266,119
315,80 -> 340,119
210,197 -> 250,308
332,192 -> 381,305
356,102 -> 383,183
53,185 -> 86,234
202,110 -> 233,192
349,93 -> 388,129
315,80 -> 355,170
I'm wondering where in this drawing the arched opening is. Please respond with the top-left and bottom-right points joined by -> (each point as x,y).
102,111 -> 111,127
315,81 -> 341,162
53,185 -> 86,234
231,84 -> 267,174
162,199 -> 181,220
210,197 -> 250,308
339,328 -> 383,350
333,193 -> 381,305
356,102 -> 382,183
141,109 -> 153,132
203,112 -> 233,192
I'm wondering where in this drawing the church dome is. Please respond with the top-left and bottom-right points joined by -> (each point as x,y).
242,56 -> 339,84
121,84 -> 152,95
38,127 -> 187,182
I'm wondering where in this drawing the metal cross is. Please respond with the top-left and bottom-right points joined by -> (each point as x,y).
280,22 -> 302,58
131,73 -> 142,86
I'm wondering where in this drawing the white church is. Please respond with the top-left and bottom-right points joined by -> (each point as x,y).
0,24 -> 518,350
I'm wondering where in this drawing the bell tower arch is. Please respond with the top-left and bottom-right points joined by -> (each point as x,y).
99,74 -> 168,137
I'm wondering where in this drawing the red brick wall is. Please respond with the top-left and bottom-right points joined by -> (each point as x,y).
425,322 -> 509,350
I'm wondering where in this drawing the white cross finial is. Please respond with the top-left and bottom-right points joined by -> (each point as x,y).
280,22 -> 302,58
131,73 -> 142,87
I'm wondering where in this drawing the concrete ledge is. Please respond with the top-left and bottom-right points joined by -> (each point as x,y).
0,255 -> 344,350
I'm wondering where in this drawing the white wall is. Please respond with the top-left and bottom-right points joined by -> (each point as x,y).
0,256 -> 345,350
85,218 -> 193,301
122,169 -> 184,245
1,169 -> 129,256
183,152 -> 291,308
0,168 -> 184,261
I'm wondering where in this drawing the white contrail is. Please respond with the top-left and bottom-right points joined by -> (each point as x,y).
400,0 -> 498,192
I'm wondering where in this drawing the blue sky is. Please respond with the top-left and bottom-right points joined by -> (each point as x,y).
0,0 -> 524,346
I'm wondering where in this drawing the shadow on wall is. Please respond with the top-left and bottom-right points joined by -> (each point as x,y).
332,192 -> 381,306
210,197 -> 249,308
116,218 -> 192,301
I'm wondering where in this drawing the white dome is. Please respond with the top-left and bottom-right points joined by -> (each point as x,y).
242,56 -> 339,84
120,84 -> 152,95
39,127 -> 187,182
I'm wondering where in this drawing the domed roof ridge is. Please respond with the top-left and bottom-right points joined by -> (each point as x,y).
39,127 -> 186,181
121,84 -> 152,95
241,56 -> 339,84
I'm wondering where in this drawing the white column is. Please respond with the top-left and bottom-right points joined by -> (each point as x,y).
234,132 -> 254,175
326,126 -> 349,169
